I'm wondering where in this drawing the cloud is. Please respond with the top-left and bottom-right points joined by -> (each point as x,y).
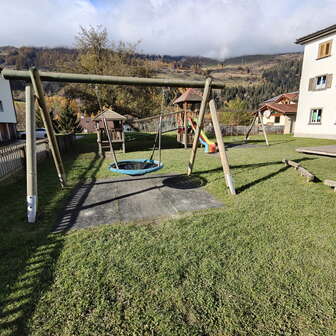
1,0 -> 336,59
0,0 -> 98,47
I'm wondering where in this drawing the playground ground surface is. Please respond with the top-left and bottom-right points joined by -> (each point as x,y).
1,133 -> 336,335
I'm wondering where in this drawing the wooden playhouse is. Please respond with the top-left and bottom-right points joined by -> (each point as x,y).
173,88 -> 202,148
94,108 -> 127,155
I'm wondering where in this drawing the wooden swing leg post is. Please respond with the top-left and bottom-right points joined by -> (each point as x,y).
26,84 -> 38,223
258,110 -> 269,146
29,67 -> 66,187
187,78 -> 212,176
209,99 -> 236,195
244,114 -> 257,142
103,117 -> 119,169
183,104 -> 188,148
97,128 -> 103,157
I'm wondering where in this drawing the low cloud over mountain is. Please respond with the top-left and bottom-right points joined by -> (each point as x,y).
1,0 -> 335,59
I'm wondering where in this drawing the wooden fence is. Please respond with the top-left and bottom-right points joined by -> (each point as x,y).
0,134 -> 74,181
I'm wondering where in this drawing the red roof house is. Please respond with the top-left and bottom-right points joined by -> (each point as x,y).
259,91 -> 298,134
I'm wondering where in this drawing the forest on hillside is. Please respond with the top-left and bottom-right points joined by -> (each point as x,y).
0,27 -> 302,119
219,59 -> 302,110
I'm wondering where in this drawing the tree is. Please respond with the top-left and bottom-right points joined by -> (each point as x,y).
55,102 -> 82,134
64,25 -> 161,118
219,97 -> 253,126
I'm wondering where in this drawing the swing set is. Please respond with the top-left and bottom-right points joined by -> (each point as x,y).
99,88 -> 167,176
1,67 -> 236,224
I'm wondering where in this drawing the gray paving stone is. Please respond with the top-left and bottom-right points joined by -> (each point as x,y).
54,174 -> 223,232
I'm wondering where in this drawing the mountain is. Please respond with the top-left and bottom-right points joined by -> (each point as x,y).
0,46 -> 303,110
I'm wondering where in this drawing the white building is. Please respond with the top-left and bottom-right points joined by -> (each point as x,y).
0,78 -> 17,144
295,24 -> 336,139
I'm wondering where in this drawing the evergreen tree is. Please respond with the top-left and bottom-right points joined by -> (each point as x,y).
55,103 -> 82,134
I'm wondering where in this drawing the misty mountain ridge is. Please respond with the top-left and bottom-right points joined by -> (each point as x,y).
0,45 -> 302,70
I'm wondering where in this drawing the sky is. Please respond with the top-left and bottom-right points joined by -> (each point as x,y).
1,0 -> 335,59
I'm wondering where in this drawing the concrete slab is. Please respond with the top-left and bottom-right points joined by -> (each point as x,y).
296,145 -> 336,157
55,174 -> 223,232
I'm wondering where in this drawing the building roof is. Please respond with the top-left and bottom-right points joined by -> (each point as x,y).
296,24 -> 336,45
260,103 -> 298,115
263,91 -> 299,104
173,88 -> 202,104
93,109 -> 126,121
282,92 -> 299,102
263,94 -> 282,104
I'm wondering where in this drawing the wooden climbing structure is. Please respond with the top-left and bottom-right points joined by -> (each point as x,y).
94,108 -> 127,155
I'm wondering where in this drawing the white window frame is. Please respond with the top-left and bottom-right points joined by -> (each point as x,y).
309,108 -> 322,124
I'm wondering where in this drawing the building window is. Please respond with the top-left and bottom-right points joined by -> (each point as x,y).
316,75 -> 327,89
274,116 -> 280,124
318,40 -> 332,59
0,101 -> 3,112
309,74 -> 333,91
310,108 -> 322,124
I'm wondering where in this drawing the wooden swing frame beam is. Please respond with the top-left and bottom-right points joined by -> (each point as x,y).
1,68 -> 235,223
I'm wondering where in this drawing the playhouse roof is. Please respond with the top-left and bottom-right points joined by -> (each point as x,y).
173,88 -> 202,104
93,108 -> 126,121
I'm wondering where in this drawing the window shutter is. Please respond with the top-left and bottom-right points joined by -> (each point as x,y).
327,40 -> 333,56
326,74 -> 333,88
308,78 -> 315,91
318,44 -> 324,58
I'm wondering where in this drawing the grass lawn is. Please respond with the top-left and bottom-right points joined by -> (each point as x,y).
1,133 -> 336,335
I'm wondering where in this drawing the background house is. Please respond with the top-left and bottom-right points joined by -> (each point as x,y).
295,24 -> 336,139
0,78 -> 17,145
259,92 -> 298,134
79,115 -> 96,133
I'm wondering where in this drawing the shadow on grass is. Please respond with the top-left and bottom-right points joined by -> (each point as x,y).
0,140 -> 103,335
269,139 -> 295,146
235,165 -> 291,193
194,158 -> 316,194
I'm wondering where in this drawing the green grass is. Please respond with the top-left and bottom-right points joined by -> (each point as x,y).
1,133 -> 336,335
